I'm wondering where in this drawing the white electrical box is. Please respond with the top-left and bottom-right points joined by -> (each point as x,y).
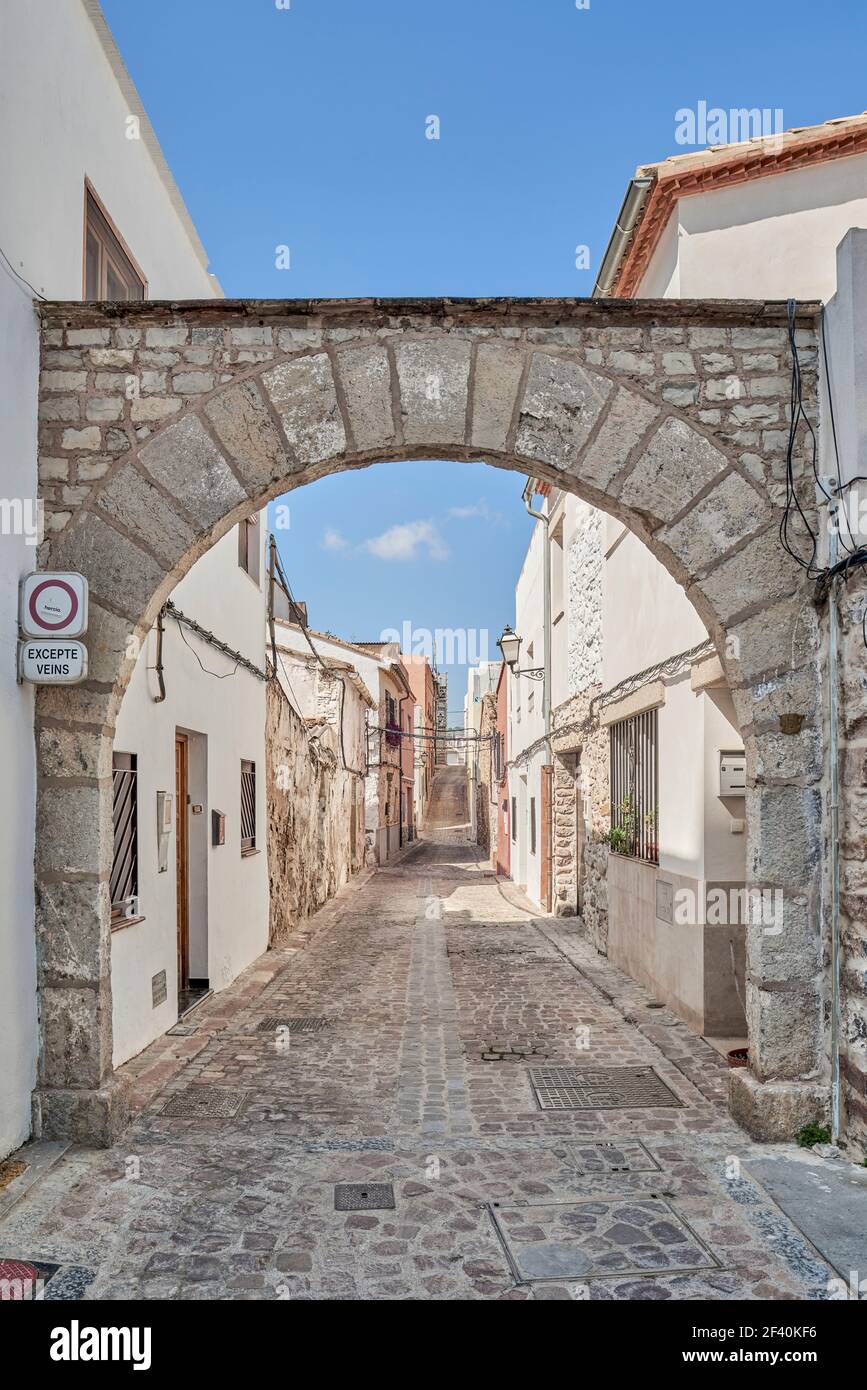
719,751 -> 746,797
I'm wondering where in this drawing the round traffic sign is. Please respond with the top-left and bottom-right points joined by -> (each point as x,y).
27,578 -> 79,632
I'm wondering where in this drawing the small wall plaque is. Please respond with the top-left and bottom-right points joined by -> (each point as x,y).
151,969 -> 167,1008
655,878 -> 674,925
212,809 -> 225,846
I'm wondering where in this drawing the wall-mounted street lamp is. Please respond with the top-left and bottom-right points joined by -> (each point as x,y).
497,624 -> 544,680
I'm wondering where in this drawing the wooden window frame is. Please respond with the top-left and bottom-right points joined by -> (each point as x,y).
238,513 -> 261,584
83,179 -> 147,301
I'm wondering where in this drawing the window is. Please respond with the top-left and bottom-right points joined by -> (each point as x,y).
111,752 -> 138,919
511,797 -> 517,842
528,689 -> 535,715
530,797 -> 537,855
241,759 -> 256,852
609,708 -> 659,863
84,187 -> 146,301
238,513 -> 260,583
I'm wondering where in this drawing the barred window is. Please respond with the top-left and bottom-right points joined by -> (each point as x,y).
111,752 -> 138,919
511,797 -> 517,842
609,708 -> 658,863
530,797 -> 537,855
241,759 -> 256,853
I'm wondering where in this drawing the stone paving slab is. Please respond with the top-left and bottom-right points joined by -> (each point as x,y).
0,822 -> 852,1300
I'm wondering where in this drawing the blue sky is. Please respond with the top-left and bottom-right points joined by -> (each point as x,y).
103,0 -> 867,711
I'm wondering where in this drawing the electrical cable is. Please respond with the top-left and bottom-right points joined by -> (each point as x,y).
0,240 -> 46,301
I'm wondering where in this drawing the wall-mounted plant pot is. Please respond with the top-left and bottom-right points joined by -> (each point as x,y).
727,1047 -> 749,1068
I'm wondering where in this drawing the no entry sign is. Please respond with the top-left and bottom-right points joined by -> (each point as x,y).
19,640 -> 88,684
20,572 -> 88,638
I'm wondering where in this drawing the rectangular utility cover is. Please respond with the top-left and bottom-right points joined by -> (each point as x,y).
719,751 -> 746,796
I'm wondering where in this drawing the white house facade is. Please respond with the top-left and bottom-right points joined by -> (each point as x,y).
0,0 -> 219,1154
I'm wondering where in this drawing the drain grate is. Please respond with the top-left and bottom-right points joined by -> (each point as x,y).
529,1065 -> 683,1111
334,1182 -> 395,1212
256,1016 -> 331,1034
478,1041 -> 553,1062
161,1087 -> 247,1119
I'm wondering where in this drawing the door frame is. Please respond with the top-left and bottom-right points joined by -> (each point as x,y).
175,732 -> 190,994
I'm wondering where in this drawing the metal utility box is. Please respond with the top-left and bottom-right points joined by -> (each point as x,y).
719,751 -> 746,797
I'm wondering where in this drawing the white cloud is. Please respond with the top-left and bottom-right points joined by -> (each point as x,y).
322,527 -> 348,551
363,519 -> 449,562
448,498 -> 507,526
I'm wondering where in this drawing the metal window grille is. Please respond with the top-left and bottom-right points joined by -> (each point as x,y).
609,708 -> 659,863
111,752 -> 138,916
241,759 -> 256,851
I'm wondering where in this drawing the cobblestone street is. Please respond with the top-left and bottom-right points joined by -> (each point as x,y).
0,774 -> 841,1301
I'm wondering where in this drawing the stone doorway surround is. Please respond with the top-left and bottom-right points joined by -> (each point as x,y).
34,295 -> 826,1144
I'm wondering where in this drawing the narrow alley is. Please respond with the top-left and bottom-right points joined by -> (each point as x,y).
0,771 -> 839,1301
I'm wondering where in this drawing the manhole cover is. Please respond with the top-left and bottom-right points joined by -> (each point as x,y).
489,1198 -> 718,1281
564,1140 -> 661,1174
166,1022 -> 199,1037
334,1182 -> 395,1211
256,1017 -> 331,1034
161,1087 -> 247,1118
528,1066 -> 683,1111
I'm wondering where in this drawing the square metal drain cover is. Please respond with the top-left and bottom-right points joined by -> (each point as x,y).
256,1016 -> 331,1034
564,1140 -> 660,1174
334,1182 -> 395,1211
161,1087 -> 247,1119
529,1066 -> 683,1111
489,1198 -> 718,1282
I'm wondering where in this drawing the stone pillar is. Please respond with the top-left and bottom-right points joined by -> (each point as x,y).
30,610 -> 136,1146
728,599 -> 829,1140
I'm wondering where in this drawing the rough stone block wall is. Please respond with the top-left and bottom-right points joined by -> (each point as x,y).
551,686 -> 608,944
266,681 -> 362,944
837,570 -> 867,1157
568,503 -> 603,697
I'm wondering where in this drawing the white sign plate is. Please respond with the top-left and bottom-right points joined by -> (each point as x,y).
19,639 -> 88,685
20,572 -> 88,638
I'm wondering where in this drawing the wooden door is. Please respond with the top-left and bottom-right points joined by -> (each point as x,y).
175,734 -> 189,992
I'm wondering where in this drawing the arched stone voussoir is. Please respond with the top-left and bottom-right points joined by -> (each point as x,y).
262,352 -> 347,464
616,415 -> 729,528
514,351 -> 614,470
137,413 -> 249,529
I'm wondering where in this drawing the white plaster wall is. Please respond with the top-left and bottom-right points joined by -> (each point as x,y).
111,524 -> 269,1066
638,153 -> 867,303
0,274 -> 39,1156
0,0 -> 219,1153
602,519 -> 707,690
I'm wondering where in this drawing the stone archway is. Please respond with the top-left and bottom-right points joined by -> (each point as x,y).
34,296 -> 826,1144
